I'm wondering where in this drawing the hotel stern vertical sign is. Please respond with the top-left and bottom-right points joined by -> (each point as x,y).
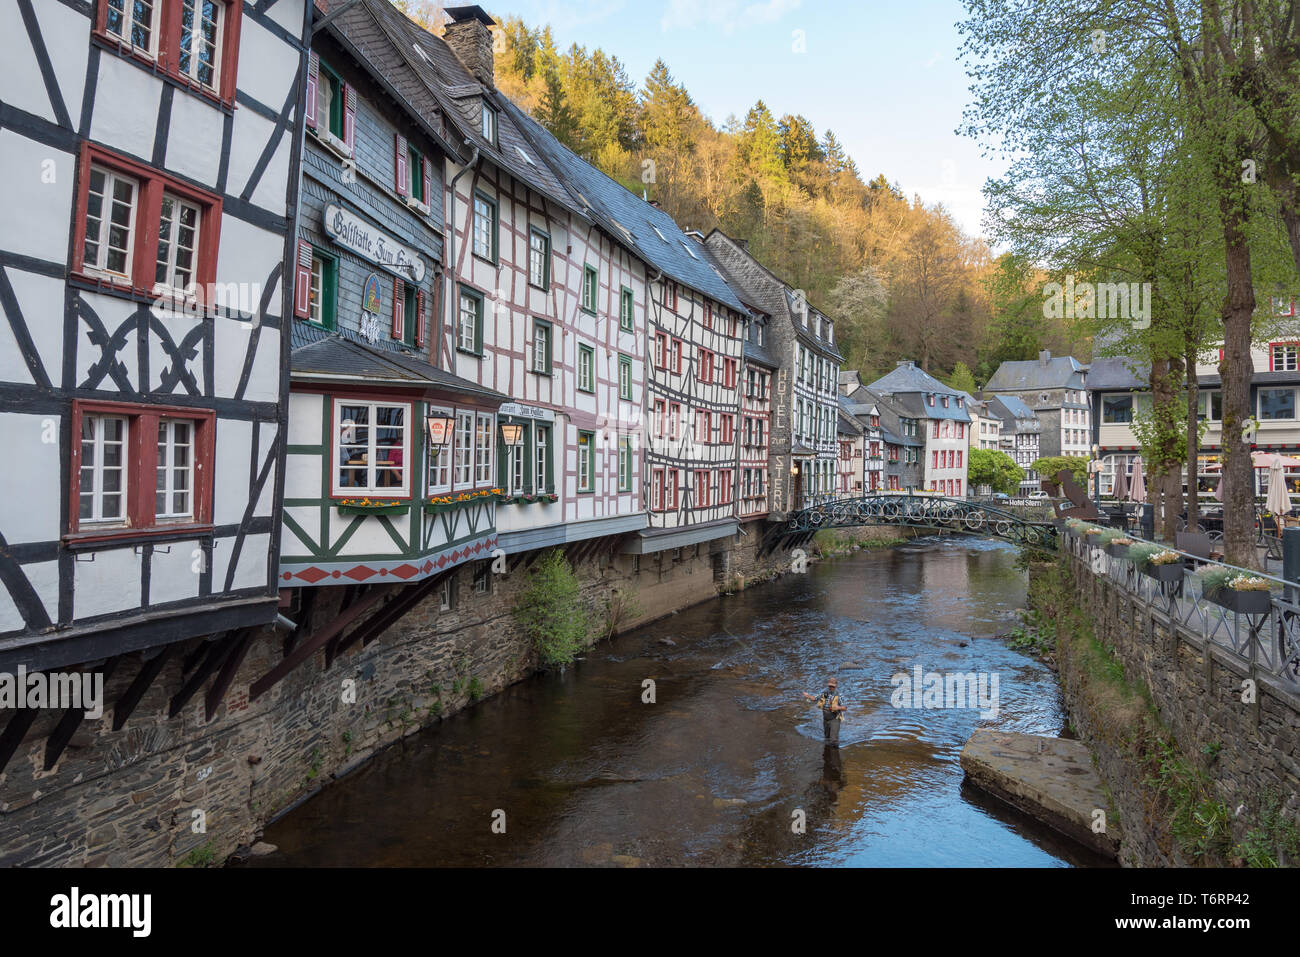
322,203 -> 426,283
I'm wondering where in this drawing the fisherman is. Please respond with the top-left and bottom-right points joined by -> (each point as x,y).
802,676 -> 847,745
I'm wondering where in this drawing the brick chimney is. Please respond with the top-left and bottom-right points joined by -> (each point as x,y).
443,6 -> 497,88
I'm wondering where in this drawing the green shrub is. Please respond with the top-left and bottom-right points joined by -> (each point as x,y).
513,549 -> 595,668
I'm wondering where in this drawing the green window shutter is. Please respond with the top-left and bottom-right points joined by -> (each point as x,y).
474,297 -> 484,355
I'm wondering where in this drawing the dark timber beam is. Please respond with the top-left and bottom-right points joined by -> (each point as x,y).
357,574 -> 445,650
169,637 -> 235,719
204,629 -> 254,722
44,658 -> 120,771
113,647 -> 171,731
249,585 -> 391,700
0,708 -> 38,775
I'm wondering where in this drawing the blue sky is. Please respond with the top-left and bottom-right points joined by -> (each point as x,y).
485,0 -> 1007,239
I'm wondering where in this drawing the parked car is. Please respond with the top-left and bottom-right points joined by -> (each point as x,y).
991,492 -> 1010,502
1027,490 -> 1050,500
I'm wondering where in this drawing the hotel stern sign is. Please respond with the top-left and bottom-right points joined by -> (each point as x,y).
323,203 -> 425,283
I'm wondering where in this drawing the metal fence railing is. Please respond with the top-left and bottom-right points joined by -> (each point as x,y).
1063,526 -> 1300,689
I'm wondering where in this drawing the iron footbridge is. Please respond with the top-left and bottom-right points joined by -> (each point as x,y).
782,495 -> 1059,548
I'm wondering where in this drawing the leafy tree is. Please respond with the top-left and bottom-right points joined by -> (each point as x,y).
946,361 -> 977,395
513,550 -> 594,669
969,448 -> 1025,495
1030,456 -> 1090,488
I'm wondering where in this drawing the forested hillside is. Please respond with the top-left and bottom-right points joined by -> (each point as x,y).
392,0 -> 1090,386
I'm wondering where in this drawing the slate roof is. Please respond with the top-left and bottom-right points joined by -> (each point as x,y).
501,98 -> 748,314
866,362 -> 972,422
1085,356 -> 1148,391
985,394 -> 1042,434
984,353 -> 1088,393
862,388 -> 923,447
742,315 -> 780,369
290,322 -> 504,401
703,229 -> 842,360
356,0 -> 586,220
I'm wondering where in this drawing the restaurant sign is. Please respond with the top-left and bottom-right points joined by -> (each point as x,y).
323,203 -> 425,282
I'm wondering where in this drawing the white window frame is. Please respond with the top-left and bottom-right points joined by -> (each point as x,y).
79,413 -> 129,525
472,194 -> 494,260
577,432 -> 593,492
475,412 -> 494,486
178,0 -> 224,90
578,345 -> 594,393
333,401 -> 411,496
155,192 -> 202,296
458,291 -> 480,353
618,436 -> 632,491
532,320 -> 551,373
454,411 -> 474,487
155,418 -> 195,520
528,230 -> 548,288
84,165 -> 139,280
481,103 -> 497,144
105,0 -> 159,56
534,425 -> 550,493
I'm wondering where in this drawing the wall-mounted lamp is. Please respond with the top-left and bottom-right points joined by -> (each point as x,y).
426,414 -> 455,447
500,422 -> 525,447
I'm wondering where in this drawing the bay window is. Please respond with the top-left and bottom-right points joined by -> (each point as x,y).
475,413 -> 493,485
454,411 -> 474,486
427,407 -> 452,493
335,402 -> 409,496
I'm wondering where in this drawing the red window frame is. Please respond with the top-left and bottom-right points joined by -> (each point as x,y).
719,470 -> 732,505
695,410 -> 711,445
93,0 -> 243,107
654,332 -> 669,369
702,302 -> 713,329
699,349 -> 714,383
696,470 -> 711,507
669,402 -> 682,440
671,339 -> 683,375
67,399 -> 216,541
720,414 -> 734,445
1269,341 -> 1300,372
652,467 -> 665,511
653,398 -> 667,438
72,142 -> 222,303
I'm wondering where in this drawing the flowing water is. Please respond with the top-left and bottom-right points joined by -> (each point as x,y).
246,538 -> 1109,867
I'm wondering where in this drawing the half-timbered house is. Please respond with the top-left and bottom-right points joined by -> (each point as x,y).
739,311 -> 775,520
0,0 -> 309,673
354,2 -> 647,560
279,0 -> 507,591
703,230 -> 842,515
866,361 -> 972,497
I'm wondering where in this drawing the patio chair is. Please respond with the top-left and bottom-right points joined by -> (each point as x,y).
1175,531 -> 1220,567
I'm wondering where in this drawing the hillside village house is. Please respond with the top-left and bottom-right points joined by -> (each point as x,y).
866,362 -> 972,496
964,393 -> 1001,451
1089,335 -> 1300,501
705,231 -> 842,514
836,399 -> 865,496
0,0 -> 309,695
984,351 -> 1090,459
279,0 -> 510,600
986,394 -> 1042,493
732,299 -> 777,522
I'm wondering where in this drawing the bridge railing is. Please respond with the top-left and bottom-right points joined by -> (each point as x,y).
1062,525 -> 1300,689
785,494 -> 1058,548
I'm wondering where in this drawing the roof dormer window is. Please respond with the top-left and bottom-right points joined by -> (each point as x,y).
481,102 -> 497,146
927,394 -> 935,407
941,396 -> 949,408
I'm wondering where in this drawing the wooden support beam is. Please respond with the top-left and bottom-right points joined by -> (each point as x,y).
169,638 -> 234,719
113,647 -> 171,731
204,629 -> 254,722
44,658 -> 120,771
248,585 -> 391,700
0,708 -> 38,775
357,574 -> 445,649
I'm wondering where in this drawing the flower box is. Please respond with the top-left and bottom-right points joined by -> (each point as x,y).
1143,561 -> 1184,584
1108,542 -> 1133,559
1202,584 -> 1271,615
335,501 -> 408,516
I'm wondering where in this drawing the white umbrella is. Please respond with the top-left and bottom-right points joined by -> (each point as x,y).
1266,456 -> 1292,519
1127,458 -> 1146,503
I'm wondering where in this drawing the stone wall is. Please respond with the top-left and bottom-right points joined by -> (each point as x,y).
1051,548 -> 1300,866
0,535 -> 801,867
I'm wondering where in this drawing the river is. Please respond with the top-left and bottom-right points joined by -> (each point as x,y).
245,537 -> 1109,867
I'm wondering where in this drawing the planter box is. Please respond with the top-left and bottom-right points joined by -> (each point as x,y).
1143,561 -> 1184,584
1202,584 -> 1272,616
335,502 -> 408,516
1108,543 -> 1133,559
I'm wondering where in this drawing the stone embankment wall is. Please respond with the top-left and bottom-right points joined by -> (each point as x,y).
0,533 -> 807,867
1048,547 -> 1300,866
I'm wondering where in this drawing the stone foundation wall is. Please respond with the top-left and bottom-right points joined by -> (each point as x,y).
0,535 -> 801,867
1051,549 -> 1300,866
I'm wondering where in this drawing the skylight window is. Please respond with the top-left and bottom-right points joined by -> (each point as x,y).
515,145 -> 535,166
680,241 -> 698,259
652,225 -> 667,242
